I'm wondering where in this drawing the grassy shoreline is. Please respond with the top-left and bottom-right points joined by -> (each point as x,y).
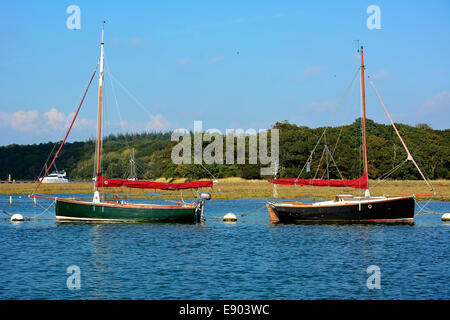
1,178 -> 449,201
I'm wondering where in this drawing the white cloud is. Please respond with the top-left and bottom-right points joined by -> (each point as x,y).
128,37 -> 144,46
119,120 -> 128,129
112,37 -> 120,46
43,108 -> 95,131
294,66 -> 326,82
369,69 -> 389,80
178,58 -> 194,67
0,108 -> 95,135
99,115 -> 171,134
421,90 -> 450,113
71,114 -> 95,130
208,56 -> 224,64
395,91 -> 450,129
301,100 -> 335,113
0,108 -> 173,143
0,109 -> 39,132
43,108 -> 68,129
146,114 -> 170,131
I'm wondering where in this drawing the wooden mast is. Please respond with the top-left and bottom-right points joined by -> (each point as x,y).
360,46 -> 370,195
94,23 -> 105,198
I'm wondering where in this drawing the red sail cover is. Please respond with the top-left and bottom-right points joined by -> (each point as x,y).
96,175 -> 213,190
269,173 -> 368,189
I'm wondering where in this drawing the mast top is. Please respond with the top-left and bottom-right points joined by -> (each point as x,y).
101,21 -> 106,44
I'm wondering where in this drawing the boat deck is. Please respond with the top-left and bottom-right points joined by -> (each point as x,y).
270,195 -> 413,208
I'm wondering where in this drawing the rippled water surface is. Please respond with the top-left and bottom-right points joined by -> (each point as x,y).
0,195 -> 448,299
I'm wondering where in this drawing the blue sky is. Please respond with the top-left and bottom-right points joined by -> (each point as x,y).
0,0 -> 449,145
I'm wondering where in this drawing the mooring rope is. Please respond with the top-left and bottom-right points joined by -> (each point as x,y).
0,209 -> 12,217
0,200 -> 56,221
30,200 -> 56,219
211,204 -> 267,219
414,198 -> 435,215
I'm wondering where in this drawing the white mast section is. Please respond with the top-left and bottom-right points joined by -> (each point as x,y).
93,23 -> 105,203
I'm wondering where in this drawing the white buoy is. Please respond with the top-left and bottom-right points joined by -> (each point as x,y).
442,213 -> 450,222
11,214 -> 24,222
9,196 -> 12,206
223,213 -> 237,222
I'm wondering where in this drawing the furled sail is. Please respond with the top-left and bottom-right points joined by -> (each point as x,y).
96,175 -> 213,190
269,173 -> 368,189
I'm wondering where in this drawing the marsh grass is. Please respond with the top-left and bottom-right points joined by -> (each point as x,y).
1,178 -> 448,201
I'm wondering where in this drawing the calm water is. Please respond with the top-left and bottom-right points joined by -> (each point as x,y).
0,194 -> 448,300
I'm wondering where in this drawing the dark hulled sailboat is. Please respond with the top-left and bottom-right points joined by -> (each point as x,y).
267,46 -> 435,223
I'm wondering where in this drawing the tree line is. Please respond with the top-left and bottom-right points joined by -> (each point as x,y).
0,119 -> 448,181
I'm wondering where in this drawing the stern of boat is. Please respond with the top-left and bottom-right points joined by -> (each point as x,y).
194,192 -> 211,222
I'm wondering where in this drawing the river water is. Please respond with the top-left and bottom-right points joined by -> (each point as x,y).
0,195 -> 448,299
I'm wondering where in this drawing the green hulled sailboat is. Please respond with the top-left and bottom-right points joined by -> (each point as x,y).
32,24 -> 213,222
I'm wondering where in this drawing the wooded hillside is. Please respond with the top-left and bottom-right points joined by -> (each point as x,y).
0,119 -> 448,181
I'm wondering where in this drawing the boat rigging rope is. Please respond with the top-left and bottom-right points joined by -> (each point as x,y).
369,159 -> 409,189
297,68 -> 360,179
313,144 -> 327,180
35,66 -> 100,187
35,141 -> 60,186
107,70 -> 155,119
369,79 -> 434,192
324,148 -> 346,181
105,60 -> 217,187
33,64 -> 99,195
104,55 -> 130,148
199,163 -> 217,180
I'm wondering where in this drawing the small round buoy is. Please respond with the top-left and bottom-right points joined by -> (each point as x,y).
441,213 -> 450,222
223,213 -> 237,222
11,214 -> 24,222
